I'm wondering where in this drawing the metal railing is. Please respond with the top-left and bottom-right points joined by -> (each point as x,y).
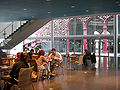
0,20 -> 28,46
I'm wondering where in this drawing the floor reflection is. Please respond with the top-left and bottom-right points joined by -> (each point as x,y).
33,57 -> 120,90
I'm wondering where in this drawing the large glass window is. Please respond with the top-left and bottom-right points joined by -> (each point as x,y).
54,39 -> 66,53
87,19 -> 103,35
107,18 -> 114,35
24,39 -> 51,56
69,39 -> 74,52
69,20 -> 83,35
75,40 -> 82,53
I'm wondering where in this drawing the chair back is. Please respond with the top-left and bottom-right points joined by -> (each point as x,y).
18,67 -> 33,89
78,54 -> 84,65
70,54 -> 78,62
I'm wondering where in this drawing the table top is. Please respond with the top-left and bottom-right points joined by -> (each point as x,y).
69,56 -> 77,58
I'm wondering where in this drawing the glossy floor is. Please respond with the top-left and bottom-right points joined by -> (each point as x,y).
33,68 -> 120,90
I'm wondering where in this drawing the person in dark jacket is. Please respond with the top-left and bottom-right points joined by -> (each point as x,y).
83,49 -> 91,67
91,53 -> 96,64
5,52 -> 29,90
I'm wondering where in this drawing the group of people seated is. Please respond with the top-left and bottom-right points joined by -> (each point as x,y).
3,48 -> 62,90
1,48 -> 96,90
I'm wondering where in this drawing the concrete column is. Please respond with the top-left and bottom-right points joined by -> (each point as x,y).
114,15 -> 119,90
114,15 -> 118,69
51,20 -> 54,49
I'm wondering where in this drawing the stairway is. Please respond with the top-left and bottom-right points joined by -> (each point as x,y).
1,18 -> 51,49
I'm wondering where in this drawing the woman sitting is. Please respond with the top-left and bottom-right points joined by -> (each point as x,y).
36,50 -> 48,70
36,50 -> 55,79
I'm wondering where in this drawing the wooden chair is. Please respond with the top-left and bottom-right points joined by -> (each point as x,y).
1,67 -> 34,90
10,67 -> 34,90
17,67 -> 34,90
70,54 -> 78,63
78,54 -> 84,65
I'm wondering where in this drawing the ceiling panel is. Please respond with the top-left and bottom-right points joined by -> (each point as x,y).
0,0 -> 119,22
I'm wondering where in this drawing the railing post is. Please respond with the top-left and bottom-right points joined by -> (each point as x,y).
19,21 -> 21,32
12,22 -> 13,39
4,30 -> 6,39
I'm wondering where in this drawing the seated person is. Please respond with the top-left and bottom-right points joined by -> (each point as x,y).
47,48 -> 62,63
47,48 -> 63,72
36,50 -> 55,77
36,50 -> 48,70
5,52 -> 29,90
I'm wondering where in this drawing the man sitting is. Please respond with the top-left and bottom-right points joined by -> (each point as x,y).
47,48 -> 62,72
48,48 -> 62,62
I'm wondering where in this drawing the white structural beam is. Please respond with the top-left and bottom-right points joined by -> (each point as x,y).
114,15 -> 118,69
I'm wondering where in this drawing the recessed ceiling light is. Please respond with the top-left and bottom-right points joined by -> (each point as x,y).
71,5 -> 75,8
24,8 -> 27,11
64,14 -> 67,16
32,16 -> 35,18
48,11 -> 51,14
46,0 -> 51,2
85,9 -> 89,12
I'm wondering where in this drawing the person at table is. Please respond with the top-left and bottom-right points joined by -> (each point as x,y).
47,48 -> 63,73
36,50 -> 48,70
36,50 -> 55,76
47,48 -> 62,62
5,52 -> 29,90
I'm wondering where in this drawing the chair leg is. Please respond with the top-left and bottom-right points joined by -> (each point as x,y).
32,84 -> 34,90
